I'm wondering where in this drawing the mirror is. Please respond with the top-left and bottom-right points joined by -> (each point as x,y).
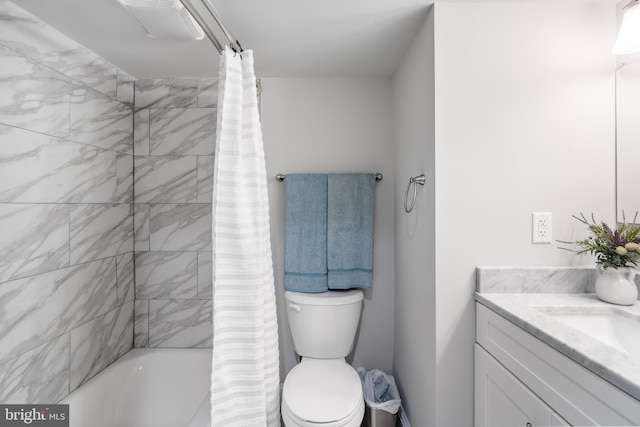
616,58 -> 640,223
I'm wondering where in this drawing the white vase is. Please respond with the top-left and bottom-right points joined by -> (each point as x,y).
594,266 -> 638,306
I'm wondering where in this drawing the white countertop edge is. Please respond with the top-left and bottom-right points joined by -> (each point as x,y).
475,292 -> 640,401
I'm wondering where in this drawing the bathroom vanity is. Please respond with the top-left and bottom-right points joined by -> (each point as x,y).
474,268 -> 640,426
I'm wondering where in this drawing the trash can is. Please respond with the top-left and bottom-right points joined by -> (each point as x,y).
357,368 -> 401,427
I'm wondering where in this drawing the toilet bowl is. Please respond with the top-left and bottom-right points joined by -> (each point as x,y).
282,359 -> 364,427
281,290 -> 364,427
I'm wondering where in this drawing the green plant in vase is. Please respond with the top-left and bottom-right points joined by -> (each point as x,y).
560,213 -> 640,305
572,213 -> 640,269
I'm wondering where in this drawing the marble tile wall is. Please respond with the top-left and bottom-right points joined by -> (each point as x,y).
0,2 -> 134,404
133,78 -> 216,349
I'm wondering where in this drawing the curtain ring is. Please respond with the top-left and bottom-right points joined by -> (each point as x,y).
404,174 -> 426,213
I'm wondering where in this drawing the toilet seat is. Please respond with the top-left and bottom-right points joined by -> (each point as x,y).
282,359 -> 364,427
282,400 -> 364,427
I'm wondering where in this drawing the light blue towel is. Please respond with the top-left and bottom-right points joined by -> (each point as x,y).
327,173 -> 374,290
284,174 -> 328,293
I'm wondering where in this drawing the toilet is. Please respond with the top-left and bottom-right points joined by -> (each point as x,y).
281,290 -> 365,427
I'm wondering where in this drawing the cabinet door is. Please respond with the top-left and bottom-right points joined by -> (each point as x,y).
475,344 -> 569,427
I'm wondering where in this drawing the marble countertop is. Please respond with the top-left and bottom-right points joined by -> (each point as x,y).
475,292 -> 640,401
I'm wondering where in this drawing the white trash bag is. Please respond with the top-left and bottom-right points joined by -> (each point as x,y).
357,367 -> 401,414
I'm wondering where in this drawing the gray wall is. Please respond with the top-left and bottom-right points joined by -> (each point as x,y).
433,3 -> 614,426
391,3 -> 616,426
260,77 -> 396,378
0,2 -> 134,403
132,78 -> 217,348
391,7 -> 436,427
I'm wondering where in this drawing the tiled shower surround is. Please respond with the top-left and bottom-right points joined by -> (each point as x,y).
132,79 -> 216,348
0,2 -> 134,403
0,2 -> 214,403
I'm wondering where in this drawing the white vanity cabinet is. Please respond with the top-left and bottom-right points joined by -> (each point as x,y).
476,344 -> 569,427
475,303 -> 640,426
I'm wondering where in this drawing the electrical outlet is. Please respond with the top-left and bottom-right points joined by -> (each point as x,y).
532,212 -> 552,244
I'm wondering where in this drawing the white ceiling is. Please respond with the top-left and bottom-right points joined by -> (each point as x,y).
12,0 -> 431,78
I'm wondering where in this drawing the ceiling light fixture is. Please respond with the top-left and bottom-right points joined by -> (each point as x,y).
115,0 -> 205,40
612,0 -> 640,55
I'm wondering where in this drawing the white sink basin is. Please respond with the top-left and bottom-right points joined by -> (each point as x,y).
536,306 -> 640,360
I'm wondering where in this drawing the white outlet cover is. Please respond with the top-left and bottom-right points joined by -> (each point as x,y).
532,212 -> 552,244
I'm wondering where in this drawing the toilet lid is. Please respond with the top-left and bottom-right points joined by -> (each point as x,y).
283,359 -> 363,423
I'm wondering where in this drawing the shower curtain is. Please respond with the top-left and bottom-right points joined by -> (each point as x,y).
210,47 -> 280,426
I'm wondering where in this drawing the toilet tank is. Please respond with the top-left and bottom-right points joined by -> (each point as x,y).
285,290 -> 363,359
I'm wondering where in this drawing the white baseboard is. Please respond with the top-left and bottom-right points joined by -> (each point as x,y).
399,405 -> 411,427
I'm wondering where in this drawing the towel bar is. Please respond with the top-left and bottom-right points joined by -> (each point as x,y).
276,173 -> 382,182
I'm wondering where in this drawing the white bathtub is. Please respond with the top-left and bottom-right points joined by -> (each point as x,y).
61,348 -> 211,427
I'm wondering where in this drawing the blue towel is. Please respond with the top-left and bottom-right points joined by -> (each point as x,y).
327,174 -> 374,290
284,174 -> 328,292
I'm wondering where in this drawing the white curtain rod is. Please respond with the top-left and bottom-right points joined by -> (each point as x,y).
180,0 -> 242,54
181,0 -> 262,95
